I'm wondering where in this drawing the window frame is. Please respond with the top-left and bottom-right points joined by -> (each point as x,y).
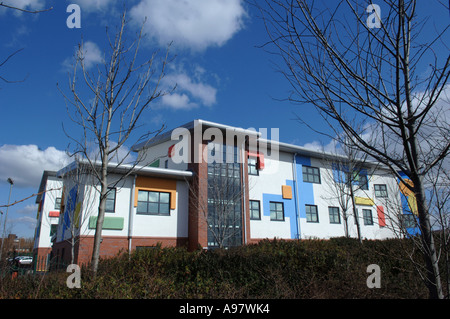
401,214 -> 417,228
49,224 -> 58,237
363,209 -> 374,225
354,171 -> 369,190
269,201 -> 284,221
374,184 -> 388,198
249,200 -> 261,220
136,190 -> 171,216
302,166 -> 321,184
306,204 -> 319,223
105,188 -> 116,213
54,197 -> 61,210
328,206 -> 341,224
248,157 -> 259,176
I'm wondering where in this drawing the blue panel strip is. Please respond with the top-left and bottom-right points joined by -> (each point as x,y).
295,155 -> 315,219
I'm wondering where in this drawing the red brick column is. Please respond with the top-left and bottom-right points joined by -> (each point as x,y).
188,141 -> 208,251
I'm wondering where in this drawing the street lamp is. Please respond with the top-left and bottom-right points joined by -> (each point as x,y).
0,178 -> 14,261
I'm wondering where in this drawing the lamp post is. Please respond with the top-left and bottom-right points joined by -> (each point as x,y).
0,178 -> 14,261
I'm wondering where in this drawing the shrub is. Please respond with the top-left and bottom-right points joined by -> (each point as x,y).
0,237 -> 429,299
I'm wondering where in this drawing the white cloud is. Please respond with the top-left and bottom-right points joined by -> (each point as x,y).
161,93 -> 197,110
62,41 -> 103,71
301,140 -> 339,154
69,0 -> 113,12
0,145 -> 70,188
158,63 -> 218,111
161,72 -> 217,110
79,41 -> 103,69
130,0 -> 247,51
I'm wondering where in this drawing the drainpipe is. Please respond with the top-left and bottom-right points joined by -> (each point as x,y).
128,174 -> 137,258
292,153 -> 301,239
241,141 -> 247,245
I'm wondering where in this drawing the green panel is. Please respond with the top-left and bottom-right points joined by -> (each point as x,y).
148,159 -> 160,167
89,216 -> 124,230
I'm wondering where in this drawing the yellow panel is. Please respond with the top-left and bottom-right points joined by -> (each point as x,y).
135,176 -> 177,210
399,178 -> 418,216
282,185 -> 292,199
355,196 -> 374,206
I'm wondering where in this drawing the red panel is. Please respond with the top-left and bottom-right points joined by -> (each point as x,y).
49,211 -> 60,218
247,151 -> 265,170
257,153 -> 265,170
377,206 -> 386,227
168,144 -> 175,158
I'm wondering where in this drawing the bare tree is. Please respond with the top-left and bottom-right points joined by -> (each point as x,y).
57,160 -> 100,266
0,2 -> 52,14
58,11 -> 172,274
257,0 -> 449,298
320,141 -> 376,241
425,160 -> 450,297
188,144 -> 247,249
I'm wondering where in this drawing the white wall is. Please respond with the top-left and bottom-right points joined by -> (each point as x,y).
249,151 -> 295,240
131,180 -> 189,238
34,177 -> 62,249
248,151 -> 402,241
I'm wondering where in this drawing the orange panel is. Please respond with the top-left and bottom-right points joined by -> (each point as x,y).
282,185 -> 292,199
134,176 -> 177,210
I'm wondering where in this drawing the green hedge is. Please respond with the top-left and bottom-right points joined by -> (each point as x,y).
0,238 -> 431,299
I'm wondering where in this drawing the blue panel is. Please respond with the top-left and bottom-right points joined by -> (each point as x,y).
262,180 -> 298,239
62,186 -> 78,239
397,171 -> 420,237
295,155 -> 315,219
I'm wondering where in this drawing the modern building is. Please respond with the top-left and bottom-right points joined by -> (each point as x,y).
41,119 -> 414,266
33,171 -> 63,271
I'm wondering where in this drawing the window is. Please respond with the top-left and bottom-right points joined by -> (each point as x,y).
374,184 -> 388,197
164,159 -> 169,169
250,200 -> 261,220
302,166 -> 321,184
50,224 -> 58,237
105,188 -> 116,212
54,197 -> 61,210
328,207 -> 340,224
354,171 -> 369,190
248,157 -> 259,176
363,209 -> 373,225
402,214 -> 417,228
306,205 -> 319,223
137,190 -> 170,215
270,202 -> 284,221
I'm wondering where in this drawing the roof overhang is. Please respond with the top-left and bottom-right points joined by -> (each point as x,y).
56,159 -> 193,181
132,119 -> 262,152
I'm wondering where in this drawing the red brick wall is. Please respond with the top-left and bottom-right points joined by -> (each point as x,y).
187,140 -> 208,251
52,235 -> 188,266
33,247 -> 52,271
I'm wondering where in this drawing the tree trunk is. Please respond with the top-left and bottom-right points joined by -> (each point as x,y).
348,178 -> 362,243
91,158 -> 108,274
413,175 -> 444,299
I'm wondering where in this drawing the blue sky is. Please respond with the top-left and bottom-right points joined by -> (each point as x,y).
0,0 -> 448,238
